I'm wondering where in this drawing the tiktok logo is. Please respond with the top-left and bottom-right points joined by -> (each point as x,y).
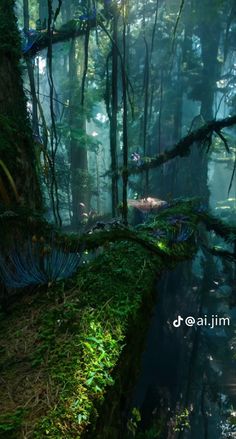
173,316 -> 184,327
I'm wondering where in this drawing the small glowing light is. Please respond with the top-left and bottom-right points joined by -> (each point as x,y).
157,242 -> 167,250
216,79 -> 228,89
91,131 -> 98,137
38,56 -> 46,74
96,113 -> 107,123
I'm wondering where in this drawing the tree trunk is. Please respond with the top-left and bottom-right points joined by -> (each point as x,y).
39,0 -> 48,23
110,13 -> 119,217
194,0 -> 221,200
0,0 -> 41,209
121,8 -> 129,225
24,0 -> 40,136
68,39 -> 89,229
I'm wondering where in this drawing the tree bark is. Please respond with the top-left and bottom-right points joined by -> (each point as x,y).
25,18 -> 98,57
121,6 -> 129,225
68,39 -> 90,229
110,12 -> 119,217
0,0 -> 41,209
24,0 -> 40,136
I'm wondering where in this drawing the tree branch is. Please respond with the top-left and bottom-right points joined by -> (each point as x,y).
24,20 -> 97,56
62,228 -> 170,259
127,114 -> 236,175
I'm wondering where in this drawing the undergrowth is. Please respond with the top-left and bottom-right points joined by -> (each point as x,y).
0,201 -> 203,438
0,243 -> 160,438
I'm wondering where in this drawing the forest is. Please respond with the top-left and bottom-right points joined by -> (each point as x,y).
0,0 -> 236,438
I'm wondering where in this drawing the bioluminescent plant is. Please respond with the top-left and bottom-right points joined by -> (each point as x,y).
0,237 -> 81,288
21,29 -> 42,54
166,214 -> 190,225
151,224 -> 192,244
151,229 -> 167,239
174,225 -> 193,243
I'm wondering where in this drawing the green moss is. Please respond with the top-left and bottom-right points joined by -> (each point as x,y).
0,408 -> 27,438
0,201 -> 202,438
0,1 -> 22,58
0,115 -> 17,164
32,243 -> 160,438
0,242 -> 160,438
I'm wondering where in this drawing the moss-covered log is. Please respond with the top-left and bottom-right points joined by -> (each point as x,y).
0,199 -> 235,437
0,238 -> 196,438
123,115 -> 236,175
1,199 -> 235,262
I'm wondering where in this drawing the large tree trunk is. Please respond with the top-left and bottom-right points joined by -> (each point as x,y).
191,0 -> 221,201
68,39 -> 90,229
0,0 -> 41,209
110,13 -> 119,217
24,0 -> 40,136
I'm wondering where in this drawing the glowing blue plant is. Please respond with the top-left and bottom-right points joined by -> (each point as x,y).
151,229 -> 167,239
174,225 -> 193,243
167,214 -> 190,225
21,29 -> 42,54
0,238 -> 81,288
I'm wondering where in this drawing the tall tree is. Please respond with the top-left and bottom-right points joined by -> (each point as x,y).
68,39 -> 90,229
0,0 -> 41,209
109,8 -> 119,217
24,0 -> 40,136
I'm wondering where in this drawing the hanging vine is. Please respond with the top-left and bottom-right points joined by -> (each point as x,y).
81,25 -> 90,106
46,0 -> 62,226
121,0 -> 129,225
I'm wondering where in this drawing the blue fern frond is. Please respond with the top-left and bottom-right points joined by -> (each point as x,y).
174,225 -> 193,243
0,237 -> 81,288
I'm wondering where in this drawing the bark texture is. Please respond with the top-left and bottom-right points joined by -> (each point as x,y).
0,0 -> 41,209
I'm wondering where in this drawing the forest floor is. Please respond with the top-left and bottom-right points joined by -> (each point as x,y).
0,200 -> 212,438
0,242 -> 161,438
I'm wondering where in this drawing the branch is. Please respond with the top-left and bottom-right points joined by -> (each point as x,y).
198,211 -> 236,243
126,114 -> 236,176
24,20 -> 97,57
61,228 -> 170,259
205,246 -> 236,262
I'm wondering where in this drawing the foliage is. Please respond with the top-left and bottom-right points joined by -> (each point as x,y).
1,198 -> 234,289
0,199 -> 206,438
1,0 -> 236,435
173,408 -> 191,433
0,0 -> 21,57
32,242 -> 160,437
1,195 -> 234,438
127,407 -> 142,436
0,408 -> 27,437
0,238 -> 81,288
0,241 -> 159,438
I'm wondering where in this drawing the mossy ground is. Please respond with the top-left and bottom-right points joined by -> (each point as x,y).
0,201 -> 208,438
0,242 -> 161,438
